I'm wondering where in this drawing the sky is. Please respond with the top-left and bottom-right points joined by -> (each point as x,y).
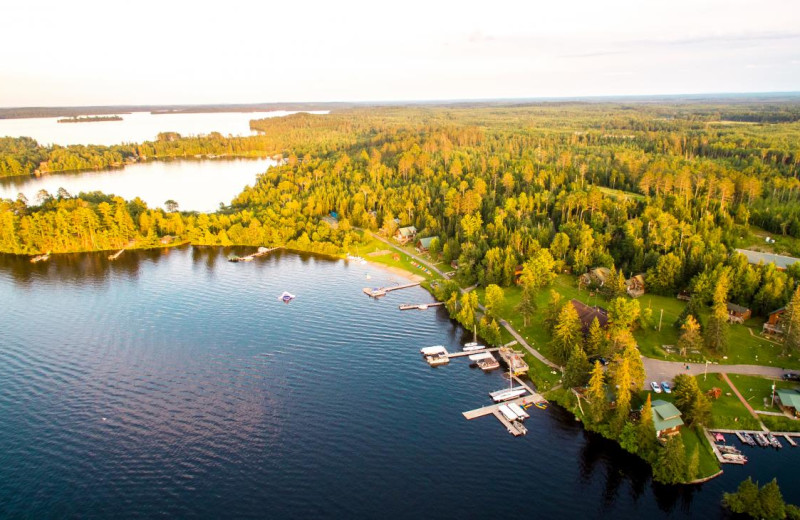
1,0 -> 799,107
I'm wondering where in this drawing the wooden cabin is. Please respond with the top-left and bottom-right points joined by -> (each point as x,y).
726,303 -> 752,324
626,274 -> 645,298
651,400 -> 684,437
570,299 -> 609,334
776,389 -> 800,418
393,226 -> 417,245
763,307 -> 786,335
579,267 -> 611,288
415,236 -> 436,253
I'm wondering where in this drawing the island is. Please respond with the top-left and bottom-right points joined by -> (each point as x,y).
57,115 -> 123,123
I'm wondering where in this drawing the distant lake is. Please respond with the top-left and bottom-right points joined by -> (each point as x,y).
0,110 -> 328,147
0,247 -> 798,518
0,158 -> 274,212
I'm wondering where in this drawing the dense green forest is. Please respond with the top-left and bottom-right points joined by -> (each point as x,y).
2,102 -> 800,319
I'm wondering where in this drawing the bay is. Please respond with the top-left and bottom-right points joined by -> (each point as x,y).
0,247 -> 797,518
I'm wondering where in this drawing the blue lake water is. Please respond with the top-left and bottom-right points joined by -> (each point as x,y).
0,247 -> 797,518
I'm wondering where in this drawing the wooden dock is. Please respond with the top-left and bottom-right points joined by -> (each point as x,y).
784,434 -> 797,447
363,282 -> 421,298
108,248 -> 125,261
399,302 -> 444,311
229,246 -> 282,263
710,428 -> 800,437
447,347 -> 500,359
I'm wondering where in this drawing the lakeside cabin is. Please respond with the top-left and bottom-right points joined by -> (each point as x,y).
415,236 -> 436,253
626,274 -> 646,298
651,400 -> 684,438
776,389 -> 800,418
763,307 -> 786,335
579,267 -> 611,288
394,226 -> 417,245
726,302 -> 752,324
570,299 -> 609,333
735,249 -> 800,271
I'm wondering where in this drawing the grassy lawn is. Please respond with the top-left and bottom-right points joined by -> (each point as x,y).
727,374 -> 798,413
525,352 -> 562,391
740,225 -> 800,258
696,374 -> 763,430
597,186 -> 647,203
681,426 -> 721,480
761,415 -> 800,432
355,235 -> 442,282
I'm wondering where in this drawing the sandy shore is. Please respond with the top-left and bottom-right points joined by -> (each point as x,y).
362,259 -> 425,283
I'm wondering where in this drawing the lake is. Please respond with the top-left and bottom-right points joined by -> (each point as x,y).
0,110 -> 328,147
1,247 -> 797,518
0,157 -> 275,212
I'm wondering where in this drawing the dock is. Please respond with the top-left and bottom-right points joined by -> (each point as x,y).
784,434 -> 797,447
108,248 -> 125,261
446,347 -> 500,359
363,282 -> 421,298
399,302 -> 444,311
228,246 -> 282,263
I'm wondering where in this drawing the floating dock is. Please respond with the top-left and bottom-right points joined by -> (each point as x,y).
363,282 -> 421,298
228,246 -> 282,263
497,347 -> 529,376
108,248 -> 126,261
399,302 -> 444,311
784,434 -> 797,447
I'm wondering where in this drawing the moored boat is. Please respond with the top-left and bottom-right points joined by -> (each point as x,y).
768,433 -> 783,449
740,432 -> 756,446
490,388 -> 528,402
755,433 -> 770,447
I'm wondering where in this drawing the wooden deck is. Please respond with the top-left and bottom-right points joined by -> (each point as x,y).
446,347 -> 500,359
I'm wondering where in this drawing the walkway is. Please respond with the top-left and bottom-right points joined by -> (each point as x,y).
369,232 -> 560,370
719,372 -> 764,429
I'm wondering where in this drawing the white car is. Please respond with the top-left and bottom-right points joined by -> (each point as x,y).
650,381 -> 662,393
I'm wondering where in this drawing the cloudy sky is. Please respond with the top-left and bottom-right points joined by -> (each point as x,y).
2,0 -> 798,106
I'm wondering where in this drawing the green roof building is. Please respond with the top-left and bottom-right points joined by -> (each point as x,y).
651,400 -> 684,437
776,389 -> 800,418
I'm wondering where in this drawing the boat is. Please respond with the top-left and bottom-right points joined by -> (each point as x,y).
30,251 -> 51,263
716,444 -> 741,455
740,432 -> 756,446
490,388 -> 528,402
722,453 -> 748,464
463,344 -> 486,352
420,345 -> 449,366
464,341 -> 479,348
714,432 -> 725,443
534,401 -> 548,410
421,345 -> 446,355
754,433 -> 770,447
767,433 -> 783,449
469,351 -> 500,371
278,291 -> 296,303
508,402 -> 530,420
498,404 -> 519,422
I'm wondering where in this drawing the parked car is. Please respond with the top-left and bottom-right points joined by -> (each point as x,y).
650,381 -> 662,393
661,381 -> 672,394
782,372 -> 800,382
589,356 -> 609,366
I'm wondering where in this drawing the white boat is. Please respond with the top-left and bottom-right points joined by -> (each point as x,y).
498,404 -> 518,422
420,345 -> 449,366
491,388 -> 528,402
469,352 -> 494,361
463,344 -> 486,352
420,345 -> 447,356
508,402 -> 530,420
464,341 -> 479,348
278,291 -> 296,303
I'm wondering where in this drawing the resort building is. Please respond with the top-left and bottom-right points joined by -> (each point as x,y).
626,274 -> 646,298
570,299 -> 609,333
776,389 -> 800,418
651,400 -> 684,437
763,307 -> 786,335
394,226 -> 417,245
726,303 -> 752,323
735,249 -> 800,271
415,236 -> 436,253
579,267 -> 611,288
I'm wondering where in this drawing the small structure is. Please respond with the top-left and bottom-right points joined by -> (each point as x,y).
159,235 -> 174,245
420,345 -> 449,366
570,299 -> 609,333
626,274 -> 646,298
726,303 -> 752,323
735,249 -> 800,271
677,290 -> 691,302
579,267 -> 611,287
776,389 -> 800,418
651,400 -> 684,437
394,226 -> 417,245
497,347 -> 529,376
415,236 -> 436,253
764,307 -> 786,335
514,264 -> 524,284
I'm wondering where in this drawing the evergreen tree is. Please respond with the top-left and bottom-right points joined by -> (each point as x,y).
484,284 -> 505,320
550,303 -> 583,364
515,285 -> 538,327
636,394 -> 657,457
674,295 -> 704,329
564,344 -> 591,388
781,285 -> 800,355
759,479 -> 786,520
586,361 -> 607,423
652,434 -> 688,484
705,301 -> 729,355
457,291 -> 479,331
723,477 -> 762,517
584,317 -> 606,358
673,374 -> 711,426
543,289 -> 564,334
677,315 -> 702,357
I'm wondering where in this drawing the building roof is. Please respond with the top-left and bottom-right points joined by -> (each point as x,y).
651,400 -> 684,432
417,236 -> 436,248
735,249 -> 800,270
777,389 -> 800,409
726,302 -> 750,314
570,299 -> 609,331
397,226 -> 417,238
627,274 -> 645,286
770,307 -> 786,316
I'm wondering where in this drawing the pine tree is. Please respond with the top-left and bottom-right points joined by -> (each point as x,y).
781,286 -> 800,355
723,477 -> 761,517
550,303 -> 583,364
587,361 -> 607,423
705,300 -> 729,355
636,394 -> 657,458
564,344 -> 591,388
677,315 -> 702,357
585,317 -> 606,358
759,479 -> 786,520
653,434 -> 688,484
543,289 -> 564,333
515,285 -> 538,327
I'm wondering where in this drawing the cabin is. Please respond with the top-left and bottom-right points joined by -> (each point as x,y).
394,226 -> 417,245
570,299 -> 609,333
579,267 -> 611,288
626,274 -> 646,298
763,307 -> 786,335
415,236 -> 436,253
735,249 -> 800,271
726,303 -> 751,323
776,389 -> 800,418
651,400 -> 684,437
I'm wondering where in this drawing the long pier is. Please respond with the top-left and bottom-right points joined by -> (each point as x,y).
363,282 -> 421,298
709,428 -> 800,438
399,302 -> 444,311
229,246 -> 282,263
446,347 -> 500,359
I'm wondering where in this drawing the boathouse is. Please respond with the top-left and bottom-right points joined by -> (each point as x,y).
570,299 -> 609,334
651,400 -> 684,437
394,226 -> 417,245
776,389 -> 800,418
